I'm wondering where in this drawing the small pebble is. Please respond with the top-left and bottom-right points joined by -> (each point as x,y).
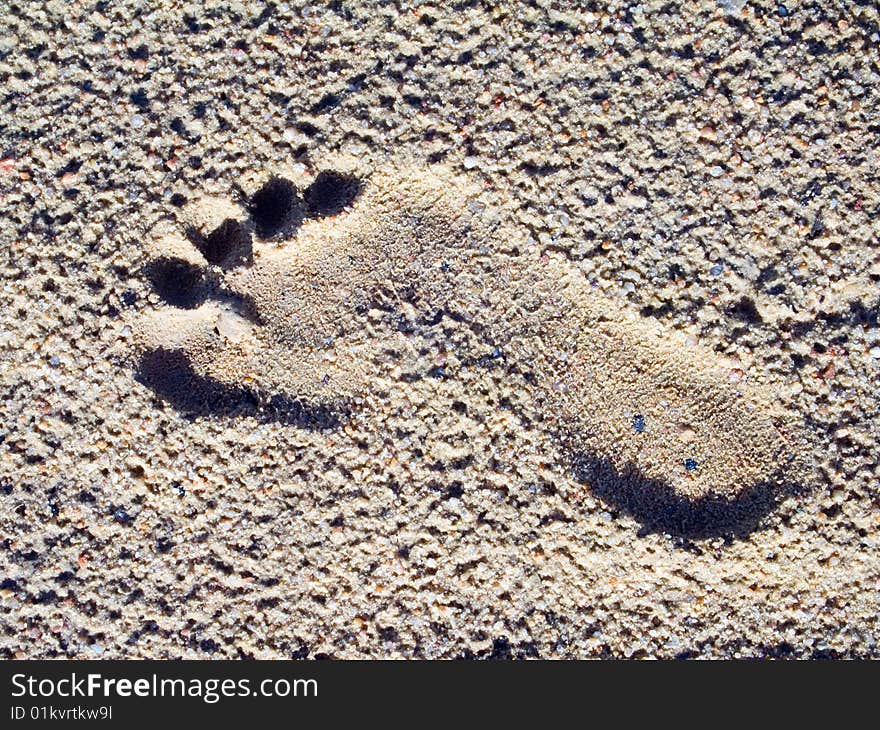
684,459 -> 698,472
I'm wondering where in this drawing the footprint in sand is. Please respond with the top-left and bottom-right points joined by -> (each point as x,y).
135,157 -> 807,537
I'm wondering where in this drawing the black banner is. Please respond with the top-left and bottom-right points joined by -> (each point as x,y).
0,660 -> 870,724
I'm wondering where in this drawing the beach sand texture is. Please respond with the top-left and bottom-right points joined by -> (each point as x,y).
1,0 -> 878,657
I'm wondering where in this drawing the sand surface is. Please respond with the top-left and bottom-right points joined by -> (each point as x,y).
1,0 -> 878,658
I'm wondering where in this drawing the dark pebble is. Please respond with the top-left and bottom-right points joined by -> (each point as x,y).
113,508 -> 133,525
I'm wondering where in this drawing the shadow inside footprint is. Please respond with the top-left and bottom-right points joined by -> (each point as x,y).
571,452 -> 791,540
185,218 -> 252,268
304,170 -> 363,217
249,176 -> 304,238
136,348 -> 342,429
145,259 -> 207,309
